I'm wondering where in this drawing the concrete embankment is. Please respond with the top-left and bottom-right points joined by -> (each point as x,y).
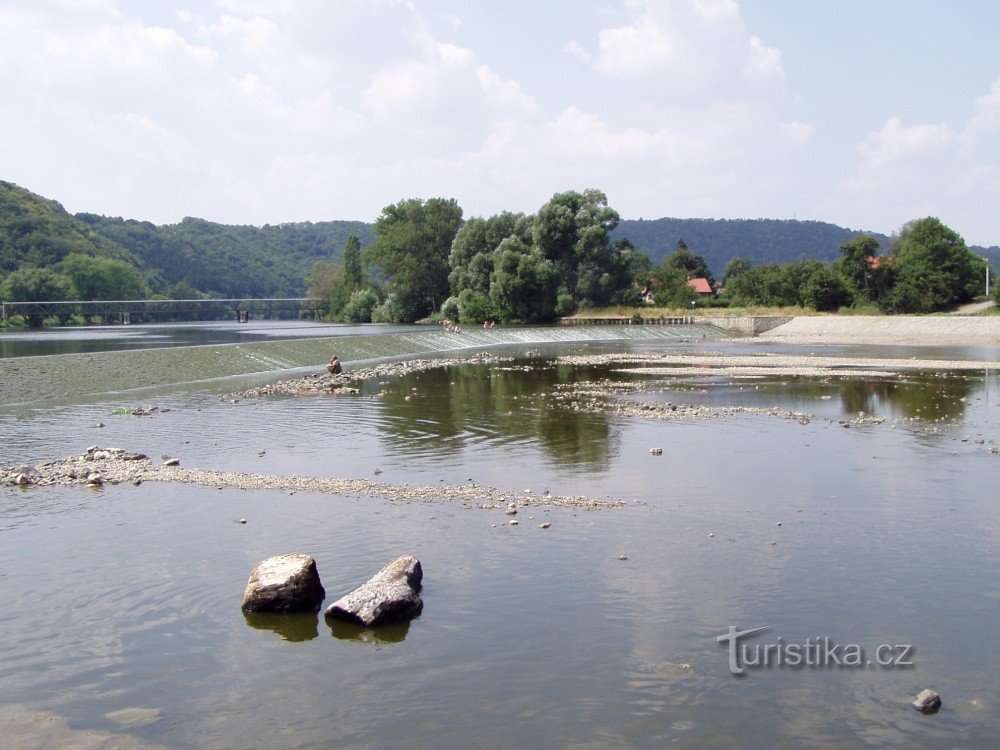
757,315 -> 1000,346
0,324 -> 722,406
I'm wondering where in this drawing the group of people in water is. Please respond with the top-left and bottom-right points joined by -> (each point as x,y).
441,318 -> 497,332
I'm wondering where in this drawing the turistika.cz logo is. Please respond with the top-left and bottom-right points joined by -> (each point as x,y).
716,626 -> 914,675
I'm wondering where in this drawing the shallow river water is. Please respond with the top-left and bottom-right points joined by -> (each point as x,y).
0,335 -> 997,749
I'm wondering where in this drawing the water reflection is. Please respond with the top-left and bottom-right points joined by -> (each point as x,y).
243,611 -> 320,642
327,618 -> 411,644
374,361 -> 617,471
838,374 -> 977,421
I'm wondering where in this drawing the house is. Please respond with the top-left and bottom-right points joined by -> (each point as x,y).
686,277 -> 713,296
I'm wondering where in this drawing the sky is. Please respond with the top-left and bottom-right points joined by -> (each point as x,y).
1,0 -> 997,246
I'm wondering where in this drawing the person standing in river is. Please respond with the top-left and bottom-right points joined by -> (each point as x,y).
327,356 -> 342,375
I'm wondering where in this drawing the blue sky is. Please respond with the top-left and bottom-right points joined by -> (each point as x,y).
1,0 -> 997,245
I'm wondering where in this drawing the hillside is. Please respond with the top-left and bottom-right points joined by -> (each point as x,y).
0,181 -> 140,273
3,180 -> 995,299
613,217 -> 890,276
78,214 -> 374,297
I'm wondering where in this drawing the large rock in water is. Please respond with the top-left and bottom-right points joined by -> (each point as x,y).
241,553 -> 326,613
325,555 -> 423,626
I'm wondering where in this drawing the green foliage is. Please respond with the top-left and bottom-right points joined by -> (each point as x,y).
884,218 -> 983,313
662,245 -> 713,284
364,198 -> 463,323
343,234 -> 364,289
836,235 -> 886,304
456,289 -> 498,324
722,256 -> 753,284
59,253 -> 148,300
441,296 -> 460,321
78,213 -> 373,298
724,260 -> 834,308
801,266 -> 851,311
306,261 -> 348,319
448,189 -> 636,323
0,181 -> 140,274
1,266 -> 74,302
613,217 -> 891,277
342,288 -> 379,323
489,240 -> 558,323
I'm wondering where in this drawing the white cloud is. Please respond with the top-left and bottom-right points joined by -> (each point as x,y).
831,79 -> 1000,244
779,121 -> 814,145
857,117 -> 952,166
570,0 -> 785,101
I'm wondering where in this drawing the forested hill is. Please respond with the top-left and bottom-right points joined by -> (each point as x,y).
613,218 -> 890,276
78,214 -> 374,297
0,181 -> 140,273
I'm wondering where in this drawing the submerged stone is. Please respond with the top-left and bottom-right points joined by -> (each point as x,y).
325,555 -> 423,627
912,689 -> 942,714
241,553 -> 326,613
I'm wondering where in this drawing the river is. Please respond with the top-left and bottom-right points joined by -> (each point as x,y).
0,324 -> 997,748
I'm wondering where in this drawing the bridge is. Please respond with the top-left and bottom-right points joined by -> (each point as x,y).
0,298 -> 324,325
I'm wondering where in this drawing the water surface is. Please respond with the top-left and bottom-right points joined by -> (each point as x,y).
0,339 -> 997,748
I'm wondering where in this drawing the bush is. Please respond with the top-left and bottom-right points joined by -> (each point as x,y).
457,289 -> 496,324
342,289 -> 379,323
441,295 -> 460,321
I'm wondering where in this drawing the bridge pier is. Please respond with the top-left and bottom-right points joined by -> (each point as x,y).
237,310 -> 251,323
119,311 -> 132,325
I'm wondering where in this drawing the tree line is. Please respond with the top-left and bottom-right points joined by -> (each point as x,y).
310,192 -> 992,323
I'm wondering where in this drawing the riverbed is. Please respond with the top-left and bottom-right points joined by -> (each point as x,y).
1,328 -> 997,749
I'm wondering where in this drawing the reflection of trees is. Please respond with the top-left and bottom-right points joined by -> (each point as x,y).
374,362 -> 616,470
838,374 -> 977,421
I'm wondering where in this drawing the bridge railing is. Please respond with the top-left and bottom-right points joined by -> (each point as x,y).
1,298 -> 324,323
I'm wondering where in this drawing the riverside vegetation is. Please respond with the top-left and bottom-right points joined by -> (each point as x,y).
2,179 -> 995,327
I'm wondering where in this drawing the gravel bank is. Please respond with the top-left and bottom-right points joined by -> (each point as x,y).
556,351 -> 1000,374
758,316 -> 1000,346
2,445 -> 625,509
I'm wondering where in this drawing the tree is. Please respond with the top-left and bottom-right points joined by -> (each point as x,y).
837,235 -> 880,303
884,218 -> 984,313
722,256 -> 752,285
1,266 -> 74,302
59,253 -> 148,300
489,239 -> 557,323
343,234 -> 364,290
801,266 -> 851,311
662,245 -> 713,285
306,261 -> 348,319
364,198 -> 463,322
1,267 -> 75,326
533,189 -> 625,308
342,288 -> 379,323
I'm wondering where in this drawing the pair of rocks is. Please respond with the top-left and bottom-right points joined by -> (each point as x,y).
240,552 -> 422,627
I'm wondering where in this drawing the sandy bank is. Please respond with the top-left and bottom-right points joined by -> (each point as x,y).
758,316 -> 1000,347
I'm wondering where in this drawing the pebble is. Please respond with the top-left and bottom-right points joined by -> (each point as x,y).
164,458 -> 180,466
239,518 -> 247,524
649,447 -> 663,455
539,522 -> 551,529
508,519 -> 518,526
618,555 -> 628,561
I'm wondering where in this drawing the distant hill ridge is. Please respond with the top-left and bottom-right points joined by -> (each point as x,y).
613,218 -> 891,277
1,180 -> 996,297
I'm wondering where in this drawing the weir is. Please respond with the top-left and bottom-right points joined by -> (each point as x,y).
0,323 -> 724,407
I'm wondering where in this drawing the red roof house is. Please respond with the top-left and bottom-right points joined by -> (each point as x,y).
686,277 -> 713,295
